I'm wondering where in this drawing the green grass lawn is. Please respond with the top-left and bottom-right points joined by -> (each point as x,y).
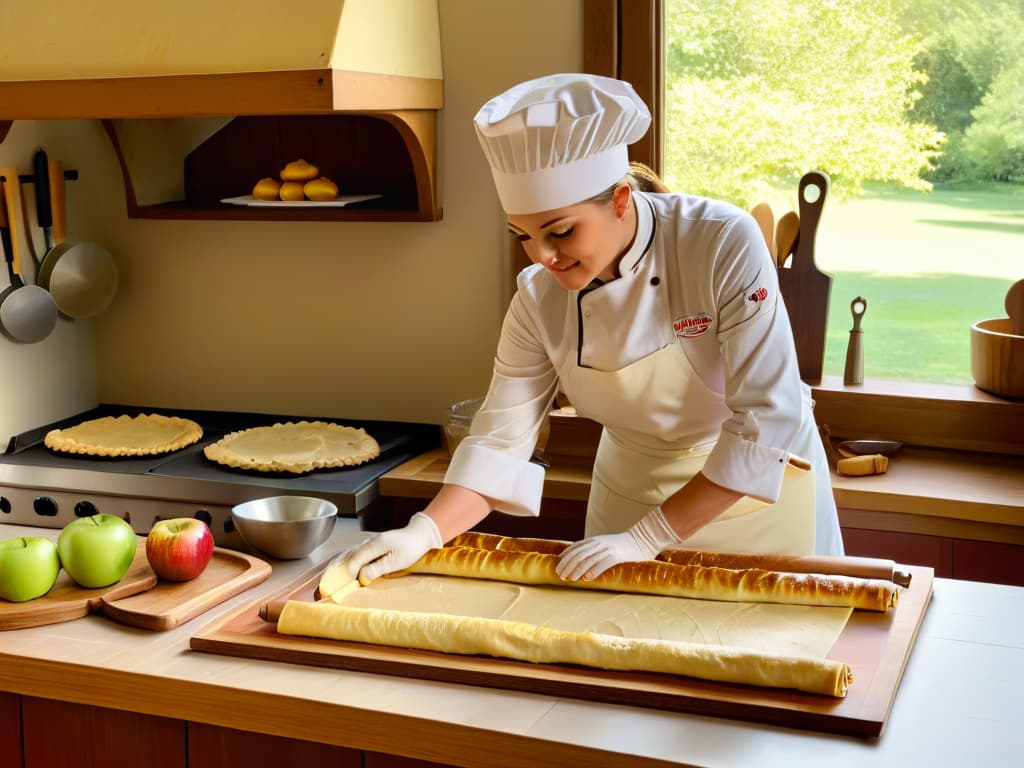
793,182 -> 1023,384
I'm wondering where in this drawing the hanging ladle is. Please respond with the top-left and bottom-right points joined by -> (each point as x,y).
0,172 -> 58,343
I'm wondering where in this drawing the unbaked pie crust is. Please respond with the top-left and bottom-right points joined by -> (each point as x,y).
44,414 -> 203,457
203,421 -> 380,473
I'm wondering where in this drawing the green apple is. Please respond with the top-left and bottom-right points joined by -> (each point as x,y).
0,537 -> 61,602
57,514 -> 138,589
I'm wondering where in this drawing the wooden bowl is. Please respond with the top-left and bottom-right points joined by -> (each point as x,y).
971,318 -> 1024,399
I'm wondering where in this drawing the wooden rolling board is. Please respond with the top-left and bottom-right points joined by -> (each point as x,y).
1,547 -> 271,632
191,564 -> 934,737
100,549 -> 272,631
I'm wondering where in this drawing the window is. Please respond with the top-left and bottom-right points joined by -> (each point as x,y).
584,0 -> 1022,453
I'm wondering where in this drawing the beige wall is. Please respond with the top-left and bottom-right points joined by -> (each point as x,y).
0,0 -> 582,439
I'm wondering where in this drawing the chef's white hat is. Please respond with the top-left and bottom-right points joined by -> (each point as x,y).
474,73 -> 651,215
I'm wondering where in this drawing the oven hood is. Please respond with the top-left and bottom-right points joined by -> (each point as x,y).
0,0 -> 443,120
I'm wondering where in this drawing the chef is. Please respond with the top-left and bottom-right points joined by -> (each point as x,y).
339,73 -> 844,584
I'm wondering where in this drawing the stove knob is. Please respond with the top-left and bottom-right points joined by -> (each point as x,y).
33,496 -> 59,517
0,496 -> 10,514
74,501 -> 99,518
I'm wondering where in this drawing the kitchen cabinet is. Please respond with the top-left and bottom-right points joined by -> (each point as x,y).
0,692 -> 20,765
188,722 -> 360,768
0,1 -> 444,222
364,754 -> 459,768
6,695 -> 461,768
104,110 -> 441,222
21,696 -> 184,768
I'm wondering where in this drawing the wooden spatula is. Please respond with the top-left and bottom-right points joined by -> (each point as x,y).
774,211 -> 800,269
1005,279 -> 1024,336
750,203 -> 776,264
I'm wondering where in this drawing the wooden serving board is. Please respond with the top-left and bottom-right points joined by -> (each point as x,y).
0,547 -> 157,631
99,549 -> 272,631
191,564 -> 934,737
0,547 -> 271,632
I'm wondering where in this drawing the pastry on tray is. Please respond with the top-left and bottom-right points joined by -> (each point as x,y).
203,421 -> 380,474
44,414 -> 203,457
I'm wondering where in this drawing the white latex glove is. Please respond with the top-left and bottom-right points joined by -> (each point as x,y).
341,513 -> 443,584
555,507 -> 682,582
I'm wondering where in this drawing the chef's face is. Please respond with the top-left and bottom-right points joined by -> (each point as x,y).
507,185 -> 635,290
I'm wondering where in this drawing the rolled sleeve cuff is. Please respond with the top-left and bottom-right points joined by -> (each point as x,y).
443,443 -> 545,517
702,430 -> 790,503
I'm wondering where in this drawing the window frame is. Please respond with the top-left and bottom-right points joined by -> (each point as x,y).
582,0 -> 1022,456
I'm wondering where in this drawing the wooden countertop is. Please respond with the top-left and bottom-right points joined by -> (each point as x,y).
380,447 -> 1024,534
1,520 -> 1022,767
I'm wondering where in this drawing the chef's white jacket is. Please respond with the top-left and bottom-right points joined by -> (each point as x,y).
446,191 -> 824,527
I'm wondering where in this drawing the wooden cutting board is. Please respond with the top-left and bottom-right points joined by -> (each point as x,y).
0,546 -> 271,631
191,564 -> 934,737
778,170 -> 832,384
99,548 -> 272,631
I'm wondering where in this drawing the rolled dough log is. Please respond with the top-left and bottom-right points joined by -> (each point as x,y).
395,546 -> 897,612
276,599 -> 853,697
450,532 -> 911,586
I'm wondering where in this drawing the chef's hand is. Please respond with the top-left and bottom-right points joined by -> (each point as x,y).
342,512 -> 443,584
555,507 -> 683,582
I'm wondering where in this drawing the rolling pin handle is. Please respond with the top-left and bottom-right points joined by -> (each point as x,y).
258,600 -> 287,623
893,569 -> 913,588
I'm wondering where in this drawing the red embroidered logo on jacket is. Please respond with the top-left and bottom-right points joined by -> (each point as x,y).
673,313 -> 713,338
748,287 -> 768,303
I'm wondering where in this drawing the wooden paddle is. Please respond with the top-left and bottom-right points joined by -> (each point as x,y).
774,210 -> 800,269
777,171 -> 832,384
1005,279 -> 1024,336
750,202 -> 776,264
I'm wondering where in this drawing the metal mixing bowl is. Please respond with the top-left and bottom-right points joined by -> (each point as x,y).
230,496 -> 338,559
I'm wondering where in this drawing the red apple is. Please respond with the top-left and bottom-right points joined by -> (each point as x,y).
145,518 -> 214,582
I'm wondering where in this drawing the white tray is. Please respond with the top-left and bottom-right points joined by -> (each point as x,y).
220,194 -> 383,208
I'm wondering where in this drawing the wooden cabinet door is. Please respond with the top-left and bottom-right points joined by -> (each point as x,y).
22,696 -> 185,768
188,722 -> 361,768
953,539 -> 1024,586
0,692 -> 21,766
365,752 -> 458,768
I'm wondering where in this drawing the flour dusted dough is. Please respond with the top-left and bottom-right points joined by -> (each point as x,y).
203,421 -> 379,473
277,597 -> 853,697
44,414 -> 203,457
397,547 -> 898,612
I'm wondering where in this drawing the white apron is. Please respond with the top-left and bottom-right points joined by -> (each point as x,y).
560,343 -> 817,556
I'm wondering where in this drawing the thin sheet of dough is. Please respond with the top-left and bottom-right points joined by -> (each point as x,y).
335,574 -> 852,659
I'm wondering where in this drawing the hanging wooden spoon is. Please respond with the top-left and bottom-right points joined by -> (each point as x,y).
750,203 -> 776,264
774,210 -> 800,269
1005,279 -> 1024,336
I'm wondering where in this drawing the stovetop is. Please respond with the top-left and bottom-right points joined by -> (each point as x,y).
0,404 -> 440,543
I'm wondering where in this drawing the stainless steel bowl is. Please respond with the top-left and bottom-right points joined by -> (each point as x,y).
230,496 -> 338,559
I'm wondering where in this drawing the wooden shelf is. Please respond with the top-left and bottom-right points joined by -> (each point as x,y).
104,109 -> 441,222
0,70 -> 442,120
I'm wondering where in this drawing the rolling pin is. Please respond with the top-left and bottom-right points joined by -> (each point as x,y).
450,532 -> 913,587
259,600 -> 289,623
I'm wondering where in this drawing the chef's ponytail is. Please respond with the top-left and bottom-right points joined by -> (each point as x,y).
625,162 -> 670,193
587,162 -> 670,206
